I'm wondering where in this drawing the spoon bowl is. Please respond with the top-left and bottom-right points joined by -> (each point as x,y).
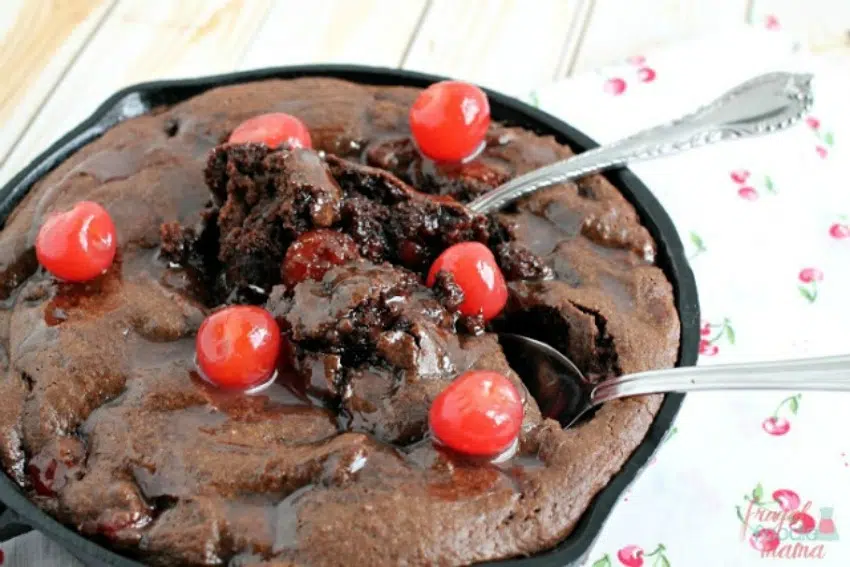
497,333 -> 593,428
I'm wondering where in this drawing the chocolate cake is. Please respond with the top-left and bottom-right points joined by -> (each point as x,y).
0,77 -> 679,566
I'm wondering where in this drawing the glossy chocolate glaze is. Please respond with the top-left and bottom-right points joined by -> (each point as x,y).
0,78 -> 678,566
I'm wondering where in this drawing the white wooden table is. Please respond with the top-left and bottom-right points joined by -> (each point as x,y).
0,1 -> 848,565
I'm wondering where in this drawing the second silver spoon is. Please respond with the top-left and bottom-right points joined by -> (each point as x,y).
499,334 -> 849,429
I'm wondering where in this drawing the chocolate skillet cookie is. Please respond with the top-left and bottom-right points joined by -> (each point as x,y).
0,77 -> 679,566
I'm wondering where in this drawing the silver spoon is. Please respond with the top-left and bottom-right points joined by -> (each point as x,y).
499,334 -> 850,429
468,72 -> 814,214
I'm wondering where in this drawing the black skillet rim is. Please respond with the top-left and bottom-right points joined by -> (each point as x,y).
0,64 -> 700,567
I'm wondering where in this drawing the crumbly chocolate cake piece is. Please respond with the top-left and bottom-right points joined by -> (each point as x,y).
180,143 -> 494,305
0,77 -> 679,566
206,144 -> 344,301
266,260 -> 541,445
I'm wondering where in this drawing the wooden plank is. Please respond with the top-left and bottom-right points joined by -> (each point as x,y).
240,0 -> 428,70
0,0 -> 115,168
570,0 -> 751,75
0,0 -> 272,186
552,0 -> 595,79
401,0 -> 590,95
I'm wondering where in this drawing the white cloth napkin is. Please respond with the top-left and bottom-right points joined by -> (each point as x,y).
525,28 -> 850,567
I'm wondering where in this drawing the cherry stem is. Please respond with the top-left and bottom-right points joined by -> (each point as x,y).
645,543 -> 666,557
707,318 -> 731,344
773,394 -> 801,417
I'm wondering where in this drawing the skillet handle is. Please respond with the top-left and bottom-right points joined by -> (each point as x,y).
0,501 -> 32,542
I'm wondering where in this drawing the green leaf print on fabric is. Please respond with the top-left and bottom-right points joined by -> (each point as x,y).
788,396 -> 799,414
687,231 -> 707,260
798,286 -> 816,303
764,175 -> 776,194
752,483 -> 764,503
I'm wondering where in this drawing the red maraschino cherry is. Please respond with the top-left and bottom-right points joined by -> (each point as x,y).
426,242 -> 507,321
229,112 -> 312,149
429,370 -> 523,457
35,201 -> 117,282
196,306 -> 281,390
409,81 -> 490,163
282,230 -> 360,287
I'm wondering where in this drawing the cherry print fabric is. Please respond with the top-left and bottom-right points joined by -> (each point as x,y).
528,29 -> 850,567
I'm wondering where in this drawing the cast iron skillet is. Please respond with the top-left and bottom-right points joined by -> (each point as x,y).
0,65 -> 700,566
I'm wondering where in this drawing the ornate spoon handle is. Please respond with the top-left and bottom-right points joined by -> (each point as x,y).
468,72 -> 814,214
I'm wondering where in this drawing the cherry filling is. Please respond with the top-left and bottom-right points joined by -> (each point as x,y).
228,112 -> 312,149
409,81 -> 491,163
428,370 -> 523,457
281,229 -> 360,288
35,201 -> 117,282
195,305 -> 281,390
